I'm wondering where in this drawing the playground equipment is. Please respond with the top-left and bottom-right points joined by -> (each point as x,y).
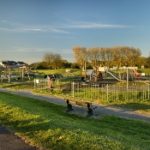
105,70 -> 121,81
86,67 -> 121,83
85,67 -> 145,83
132,69 -> 141,79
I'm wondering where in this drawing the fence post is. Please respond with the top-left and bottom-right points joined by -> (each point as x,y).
106,84 -> 109,102
72,82 -> 75,98
126,68 -> 129,100
34,79 -> 36,88
148,84 -> 150,100
126,68 -> 129,91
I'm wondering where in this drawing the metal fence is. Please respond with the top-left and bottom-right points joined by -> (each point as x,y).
33,78 -> 150,103
33,78 -> 71,91
71,82 -> 150,103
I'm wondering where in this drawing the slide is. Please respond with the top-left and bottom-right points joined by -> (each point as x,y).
105,70 -> 122,81
132,69 -> 141,78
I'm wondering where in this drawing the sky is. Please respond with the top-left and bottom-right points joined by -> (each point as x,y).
0,0 -> 150,63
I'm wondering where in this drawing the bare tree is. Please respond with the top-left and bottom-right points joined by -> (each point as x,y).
87,48 -> 100,69
73,46 -> 142,70
73,47 -> 87,71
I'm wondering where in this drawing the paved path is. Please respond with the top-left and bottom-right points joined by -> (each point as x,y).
0,126 -> 36,150
0,88 -> 149,122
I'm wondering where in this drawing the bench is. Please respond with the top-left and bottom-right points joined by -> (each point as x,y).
65,99 -> 96,116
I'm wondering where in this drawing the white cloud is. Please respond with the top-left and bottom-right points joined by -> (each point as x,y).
49,28 -> 69,34
0,20 -> 69,34
0,20 -> 130,34
0,26 -> 69,34
22,28 -> 43,32
20,26 -> 70,33
64,21 -> 130,29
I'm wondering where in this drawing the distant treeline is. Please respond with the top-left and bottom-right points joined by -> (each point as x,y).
30,46 -> 150,69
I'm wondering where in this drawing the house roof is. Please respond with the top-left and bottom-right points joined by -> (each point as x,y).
1,61 -> 28,68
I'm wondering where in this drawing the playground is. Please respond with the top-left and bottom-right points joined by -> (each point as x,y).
85,66 -> 149,82
32,67 -> 150,106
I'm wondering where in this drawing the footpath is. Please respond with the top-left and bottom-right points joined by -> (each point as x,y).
0,126 -> 36,150
0,88 -> 150,122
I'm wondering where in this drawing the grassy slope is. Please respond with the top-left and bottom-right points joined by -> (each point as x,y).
35,68 -> 82,76
36,68 -> 150,75
0,92 -> 150,150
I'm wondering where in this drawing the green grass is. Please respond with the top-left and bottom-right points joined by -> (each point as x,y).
35,68 -> 82,76
0,81 -> 33,90
0,92 -> 150,150
139,68 -> 150,74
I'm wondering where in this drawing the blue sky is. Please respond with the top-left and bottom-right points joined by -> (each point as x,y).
0,0 -> 150,63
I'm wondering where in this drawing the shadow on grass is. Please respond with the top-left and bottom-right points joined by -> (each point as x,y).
111,103 -> 150,111
2,113 -> 150,138
1,81 -> 33,88
1,109 -> 150,150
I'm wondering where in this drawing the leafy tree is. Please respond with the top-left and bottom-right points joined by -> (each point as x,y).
43,52 -> 64,69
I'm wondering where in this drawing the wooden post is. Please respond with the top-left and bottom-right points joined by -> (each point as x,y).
72,82 -> 75,98
8,67 -> 11,83
106,84 -> 109,102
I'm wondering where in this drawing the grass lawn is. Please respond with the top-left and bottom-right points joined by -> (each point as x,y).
0,92 -> 150,150
139,68 -> 150,74
35,68 -> 82,76
0,81 -> 33,89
